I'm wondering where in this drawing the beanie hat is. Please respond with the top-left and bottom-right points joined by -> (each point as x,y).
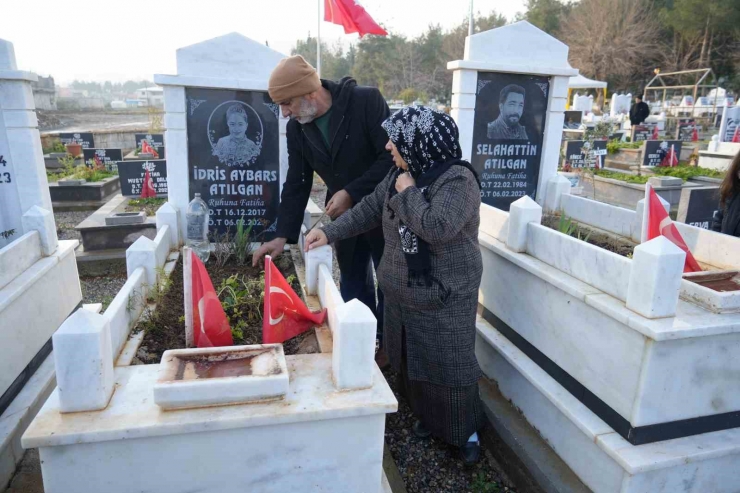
268,56 -> 322,103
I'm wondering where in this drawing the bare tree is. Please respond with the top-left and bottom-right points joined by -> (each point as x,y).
560,0 -> 660,89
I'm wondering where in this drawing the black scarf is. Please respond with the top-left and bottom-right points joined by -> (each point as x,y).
382,106 -> 481,287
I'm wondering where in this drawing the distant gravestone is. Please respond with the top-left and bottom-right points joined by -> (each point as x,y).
563,140 -> 607,168
185,88 -> 279,237
472,72 -> 550,210
118,159 -> 168,197
134,133 -> 166,159
677,186 -> 720,230
610,93 -> 632,117
675,119 -> 697,143
563,110 -> 582,130
632,123 -> 656,142
719,105 -> 740,142
643,140 -> 683,167
572,94 -> 593,115
58,132 -> 94,149
82,148 -> 122,171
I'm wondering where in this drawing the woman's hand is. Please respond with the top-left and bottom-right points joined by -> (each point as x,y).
304,229 -> 329,251
395,172 -> 416,193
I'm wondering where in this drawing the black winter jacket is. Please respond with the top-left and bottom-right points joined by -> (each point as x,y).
629,101 -> 650,125
712,193 -> 740,237
275,77 -> 393,243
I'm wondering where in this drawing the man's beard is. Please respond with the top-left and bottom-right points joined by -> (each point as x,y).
293,99 -> 318,124
504,113 -> 520,127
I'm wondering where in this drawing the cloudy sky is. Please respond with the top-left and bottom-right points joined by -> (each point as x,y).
2,0 -> 525,84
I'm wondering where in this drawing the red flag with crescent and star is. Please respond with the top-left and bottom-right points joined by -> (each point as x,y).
140,168 -> 157,198
190,251 -> 234,347
141,139 -> 159,158
642,184 -> 702,273
324,0 -> 387,37
263,255 -> 326,344
651,125 -> 659,140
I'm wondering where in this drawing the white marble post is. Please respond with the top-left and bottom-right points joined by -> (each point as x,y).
0,39 -> 54,248
332,299 -> 376,390
626,236 -> 685,319
155,201 -> 180,250
448,22 -> 578,209
544,174 -> 572,213
506,195 -> 542,253
154,33 -> 289,237
53,309 -> 115,413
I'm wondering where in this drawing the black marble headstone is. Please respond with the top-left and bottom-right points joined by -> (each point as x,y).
59,132 -> 95,149
563,140 -> 608,168
82,148 -> 122,172
677,187 -> 720,230
631,124 -> 656,142
563,110 -> 582,130
134,133 -> 166,160
643,140 -> 683,167
185,88 -> 280,239
471,72 -> 550,211
118,159 -> 168,197
675,120 -> 697,143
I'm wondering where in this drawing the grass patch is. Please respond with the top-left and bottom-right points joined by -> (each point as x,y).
607,139 -> 642,154
652,165 -> 725,180
47,155 -> 117,183
593,169 -> 650,184
125,197 -> 166,216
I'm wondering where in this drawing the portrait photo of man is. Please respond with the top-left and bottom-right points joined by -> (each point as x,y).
487,84 -> 529,140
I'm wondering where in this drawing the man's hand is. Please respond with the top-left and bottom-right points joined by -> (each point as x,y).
252,237 -> 287,267
325,189 -> 353,219
395,172 -> 416,193
304,229 -> 328,251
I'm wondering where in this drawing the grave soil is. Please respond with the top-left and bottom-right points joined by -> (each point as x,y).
542,213 -> 635,258
124,197 -> 167,217
135,253 -> 313,364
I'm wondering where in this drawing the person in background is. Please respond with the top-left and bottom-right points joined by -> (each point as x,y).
253,56 -> 392,365
712,151 -> 740,237
304,106 -> 486,466
629,94 -> 650,126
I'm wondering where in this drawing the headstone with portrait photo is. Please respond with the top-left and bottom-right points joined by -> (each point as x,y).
185,88 -> 279,239
134,133 -> 166,159
563,140 -> 607,169
472,73 -> 550,210
154,33 -> 288,239
449,21 -> 578,210
118,159 -> 168,197
632,124 -> 656,142
675,119 -> 697,143
58,132 -> 94,149
82,148 -> 122,171
643,140 -> 683,167
563,110 -> 582,130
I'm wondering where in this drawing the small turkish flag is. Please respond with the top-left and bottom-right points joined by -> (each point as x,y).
732,126 -> 740,143
651,125 -> 659,140
263,255 -> 326,344
190,251 -> 233,347
660,144 -> 679,167
691,126 -> 699,142
141,140 -> 159,158
642,184 -> 701,273
325,0 -> 387,37
93,154 -> 104,169
140,169 -> 157,198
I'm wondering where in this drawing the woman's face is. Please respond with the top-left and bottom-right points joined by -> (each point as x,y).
227,113 -> 248,137
385,140 -> 408,170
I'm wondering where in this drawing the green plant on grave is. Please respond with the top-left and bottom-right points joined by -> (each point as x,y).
43,140 -> 66,154
0,229 -> 15,240
231,319 -> 247,342
652,165 -> 725,180
232,218 -> 255,266
557,214 -> 592,243
56,154 -> 77,170
471,472 -> 502,493
218,273 -> 265,327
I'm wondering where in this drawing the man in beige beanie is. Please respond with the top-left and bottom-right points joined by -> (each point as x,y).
253,55 -> 393,366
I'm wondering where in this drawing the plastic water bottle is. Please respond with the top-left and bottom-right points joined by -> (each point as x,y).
186,193 -> 210,263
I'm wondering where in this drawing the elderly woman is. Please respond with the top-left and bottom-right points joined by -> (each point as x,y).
305,106 -> 485,464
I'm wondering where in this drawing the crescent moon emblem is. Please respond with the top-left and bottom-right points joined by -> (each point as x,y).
269,286 -> 294,326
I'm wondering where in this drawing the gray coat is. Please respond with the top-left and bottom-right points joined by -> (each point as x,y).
322,165 -> 483,387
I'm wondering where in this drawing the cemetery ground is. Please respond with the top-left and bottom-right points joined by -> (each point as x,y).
36,108 -> 150,132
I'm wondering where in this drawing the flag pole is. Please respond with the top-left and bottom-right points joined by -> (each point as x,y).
317,0 -> 322,77
468,0 -> 474,36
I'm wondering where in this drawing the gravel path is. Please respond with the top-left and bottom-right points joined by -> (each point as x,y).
53,211 -> 90,241
383,369 -> 516,493
79,270 -> 128,310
